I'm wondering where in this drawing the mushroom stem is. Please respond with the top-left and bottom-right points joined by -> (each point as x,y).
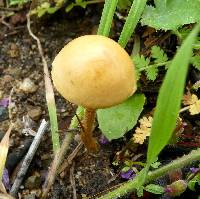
81,108 -> 99,152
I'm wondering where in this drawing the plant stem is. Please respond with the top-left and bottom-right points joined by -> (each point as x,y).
146,149 -> 200,183
41,131 -> 74,199
131,35 -> 140,58
100,148 -> 200,199
179,106 -> 190,113
118,0 -> 147,48
87,0 -> 104,4
138,61 -> 171,71
81,108 -> 99,152
97,0 -> 118,36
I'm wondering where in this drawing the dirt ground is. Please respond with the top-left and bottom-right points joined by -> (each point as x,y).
0,5 -> 130,199
0,4 -> 200,199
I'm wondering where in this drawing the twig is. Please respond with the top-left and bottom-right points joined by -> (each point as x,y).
58,142 -> 83,174
0,7 -> 22,11
0,182 -> 6,194
42,132 -> 75,199
42,114 -> 84,199
0,193 -> 15,199
179,106 -> 190,113
10,119 -> 48,197
8,88 -> 14,120
70,162 -> 77,199
0,16 -> 12,29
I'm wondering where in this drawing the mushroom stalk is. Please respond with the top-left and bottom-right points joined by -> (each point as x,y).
81,108 -> 99,152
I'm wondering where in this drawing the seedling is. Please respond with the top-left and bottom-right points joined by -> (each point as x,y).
51,35 -> 137,152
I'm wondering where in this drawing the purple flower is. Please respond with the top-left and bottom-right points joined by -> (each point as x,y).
165,186 -> 173,193
2,169 -> 10,190
99,135 -> 109,145
190,167 -> 199,173
182,122 -> 187,128
0,98 -> 9,108
120,169 -> 136,180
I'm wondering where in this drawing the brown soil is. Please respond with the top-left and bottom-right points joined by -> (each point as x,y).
0,5 -> 200,199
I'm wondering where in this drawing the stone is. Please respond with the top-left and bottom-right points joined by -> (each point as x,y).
24,175 -> 41,190
1,75 -> 13,86
19,78 -> 37,93
28,107 -> 42,121
0,106 -> 8,122
8,43 -> 19,58
24,193 -> 36,199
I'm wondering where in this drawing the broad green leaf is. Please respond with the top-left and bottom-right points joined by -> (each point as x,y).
147,24 -> 200,165
141,0 -> 200,30
144,184 -> 165,194
97,94 -> 145,140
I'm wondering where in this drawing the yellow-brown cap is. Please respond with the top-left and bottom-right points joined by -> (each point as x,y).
51,35 -> 137,109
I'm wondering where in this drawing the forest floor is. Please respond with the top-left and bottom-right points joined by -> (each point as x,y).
0,4 -> 200,199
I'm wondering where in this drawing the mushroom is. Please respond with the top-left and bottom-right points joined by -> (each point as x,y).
51,35 -> 137,152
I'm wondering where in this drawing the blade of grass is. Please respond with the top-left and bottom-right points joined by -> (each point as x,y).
147,24 -> 200,165
0,125 -> 12,180
27,14 -> 60,152
118,0 -> 147,48
97,0 -> 118,36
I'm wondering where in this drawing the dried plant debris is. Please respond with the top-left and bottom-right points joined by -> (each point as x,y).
133,116 -> 153,144
0,125 -> 12,180
183,92 -> 200,115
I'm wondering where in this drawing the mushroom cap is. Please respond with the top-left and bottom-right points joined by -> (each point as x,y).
51,35 -> 137,109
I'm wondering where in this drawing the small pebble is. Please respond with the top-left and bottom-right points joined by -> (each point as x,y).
8,43 -> 19,58
0,106 -> 9,122
19,78 -> 37,93
1,75 -> 13,86
24,175 -> 41,190
24,193 -> 36,199
28,107 -> 42,121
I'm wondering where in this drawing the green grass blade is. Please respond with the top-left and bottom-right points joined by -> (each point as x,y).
44,52 -> 60,153
118,0 -> 147,48
26,14 -> 60,153
47,103 -> 60,151
147,24 -> 200,165
97,0 -> 118,36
